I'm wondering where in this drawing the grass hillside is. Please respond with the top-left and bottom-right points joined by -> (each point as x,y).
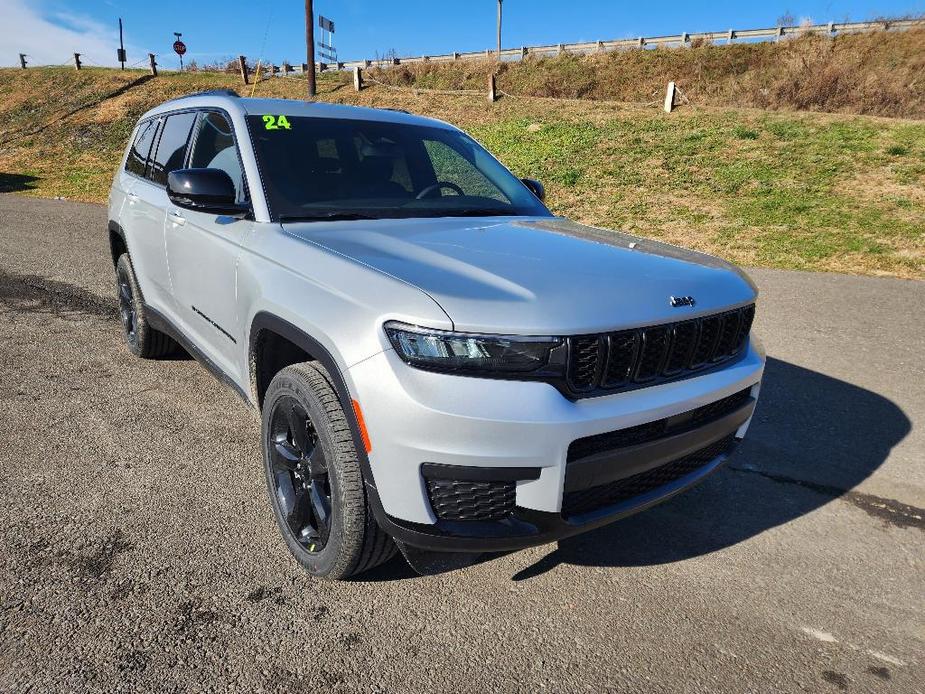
374,28 -> 925,119
0,65 -> 922,279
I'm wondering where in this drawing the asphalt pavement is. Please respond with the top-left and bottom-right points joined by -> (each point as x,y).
1,194 -> 922,693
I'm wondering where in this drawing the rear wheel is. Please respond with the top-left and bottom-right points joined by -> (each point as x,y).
115,254 -> 176,358
262,362 -> 396,579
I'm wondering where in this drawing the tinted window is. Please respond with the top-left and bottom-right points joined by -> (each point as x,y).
149,112 -> 196,186
190,112 -> 245,200
245,116 -> 550,221
125,120 -> 157,177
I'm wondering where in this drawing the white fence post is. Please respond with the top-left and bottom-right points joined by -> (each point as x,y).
664,81 -> 676,113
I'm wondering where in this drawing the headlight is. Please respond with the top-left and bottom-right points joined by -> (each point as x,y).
384,321 -> 561,374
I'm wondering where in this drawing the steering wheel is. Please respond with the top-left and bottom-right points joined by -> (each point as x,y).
415,181 -> 465,200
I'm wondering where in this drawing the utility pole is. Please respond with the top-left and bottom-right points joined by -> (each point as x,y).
305,0 -> 316,98
118,18 -> 126,70
497,0 -> 503,56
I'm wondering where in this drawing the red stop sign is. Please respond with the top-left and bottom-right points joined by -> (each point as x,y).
173,40 -> 187,56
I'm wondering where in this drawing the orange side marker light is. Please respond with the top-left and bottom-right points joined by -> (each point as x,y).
351,399 -> 372,454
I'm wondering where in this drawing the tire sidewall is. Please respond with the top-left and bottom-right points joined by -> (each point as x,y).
261,368 -> 357,578
115,254 -> 148,357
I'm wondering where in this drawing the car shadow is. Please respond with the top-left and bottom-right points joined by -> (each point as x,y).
0,173 -> 39,193
509,356 -> 911,580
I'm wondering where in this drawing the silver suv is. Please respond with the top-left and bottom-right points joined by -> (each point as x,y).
108,90 -> 765,579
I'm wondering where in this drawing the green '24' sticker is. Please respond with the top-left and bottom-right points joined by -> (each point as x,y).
262,115 -> 292,131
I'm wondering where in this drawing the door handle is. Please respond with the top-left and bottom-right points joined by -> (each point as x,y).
167,210 -> 186,226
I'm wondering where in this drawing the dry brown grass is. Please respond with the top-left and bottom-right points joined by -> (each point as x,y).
368,28 -> 925,118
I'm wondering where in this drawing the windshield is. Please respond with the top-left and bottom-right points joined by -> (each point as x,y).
245,115 -> 551,221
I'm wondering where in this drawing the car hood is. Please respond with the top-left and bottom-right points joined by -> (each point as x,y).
281,216 -> 757,334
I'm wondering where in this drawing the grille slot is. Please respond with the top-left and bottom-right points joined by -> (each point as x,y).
691,315 -> 721,367
562,435 -> 736,517
635,327 -> 670,381
425,478 -> 515,521
665,321 -> 698,374
714,311 -> 742,360
602,331 -> 638,387
564,305 -> 756,396
568,336 -> 602,391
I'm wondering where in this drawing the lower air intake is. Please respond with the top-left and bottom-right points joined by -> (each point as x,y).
561,435 -> 736,517
425,478 -> 516,521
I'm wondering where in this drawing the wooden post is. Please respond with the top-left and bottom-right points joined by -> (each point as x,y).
453,52 -> 460,60
521,46 -> 528,59
681,32 -> 690,45
282,62 -> 292,75
488,73 -> 497,102
775,26 -> 784,41
148,53 -> 157,76
353,66 -> 363,91
557,43 -> 565,55
637,37 -> 645,48
663,81 -> 676,113
19,53 -> 27,68
597,40 -> 604,52
727,29 -> 735,42
73,53 -> 82,70
238,56 -> 249,84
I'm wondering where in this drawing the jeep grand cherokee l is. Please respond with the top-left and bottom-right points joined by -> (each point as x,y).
108,90 -> 764,579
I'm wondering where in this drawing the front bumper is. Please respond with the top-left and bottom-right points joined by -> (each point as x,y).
347,339 -> 764,552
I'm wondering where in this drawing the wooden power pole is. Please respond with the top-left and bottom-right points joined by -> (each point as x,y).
497,0 -> 503,56
305,0 -> 316,98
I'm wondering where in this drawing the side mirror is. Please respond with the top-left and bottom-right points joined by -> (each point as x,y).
167,168 -> 248,216
521,178 -> 545,202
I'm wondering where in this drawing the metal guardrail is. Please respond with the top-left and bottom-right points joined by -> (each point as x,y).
308,18 -> 923,72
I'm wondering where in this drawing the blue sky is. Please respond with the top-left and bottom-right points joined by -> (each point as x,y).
3,0 -> 923,67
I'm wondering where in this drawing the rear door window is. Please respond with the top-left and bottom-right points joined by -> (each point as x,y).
148,112 -> 197,186
125,120 -> 158,178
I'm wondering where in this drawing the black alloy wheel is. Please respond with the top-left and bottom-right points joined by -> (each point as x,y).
267,395 -> 333,552
118,273 -> 137,347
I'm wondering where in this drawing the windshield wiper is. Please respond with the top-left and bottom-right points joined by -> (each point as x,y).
280,212 -> 381,222
426,208 -> 517,218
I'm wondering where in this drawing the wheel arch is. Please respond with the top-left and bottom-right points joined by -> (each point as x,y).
108,220 -> 129,269
248,311 -> 389,519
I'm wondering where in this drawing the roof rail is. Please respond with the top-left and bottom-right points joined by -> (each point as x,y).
166,88 -> 240,103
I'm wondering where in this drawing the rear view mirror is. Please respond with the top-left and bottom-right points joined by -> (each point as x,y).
167,168 -> 248,216
521,178 -> 545,202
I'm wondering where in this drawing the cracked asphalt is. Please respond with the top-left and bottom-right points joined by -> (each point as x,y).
0,194 -> 923,693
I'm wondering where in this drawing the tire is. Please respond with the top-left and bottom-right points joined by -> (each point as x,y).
261,361 -> 397,579
115,254 -> 176,358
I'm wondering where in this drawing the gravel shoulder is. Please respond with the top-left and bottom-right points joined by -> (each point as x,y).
1,195 -> 922,693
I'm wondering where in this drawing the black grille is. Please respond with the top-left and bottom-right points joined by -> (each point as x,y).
565,304 -> 755,396
562,435 -> 736,517
566,388 -> 751,463
425,478 -> 515,521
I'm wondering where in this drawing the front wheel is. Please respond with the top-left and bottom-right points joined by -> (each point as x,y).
261,362 -> 396,579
